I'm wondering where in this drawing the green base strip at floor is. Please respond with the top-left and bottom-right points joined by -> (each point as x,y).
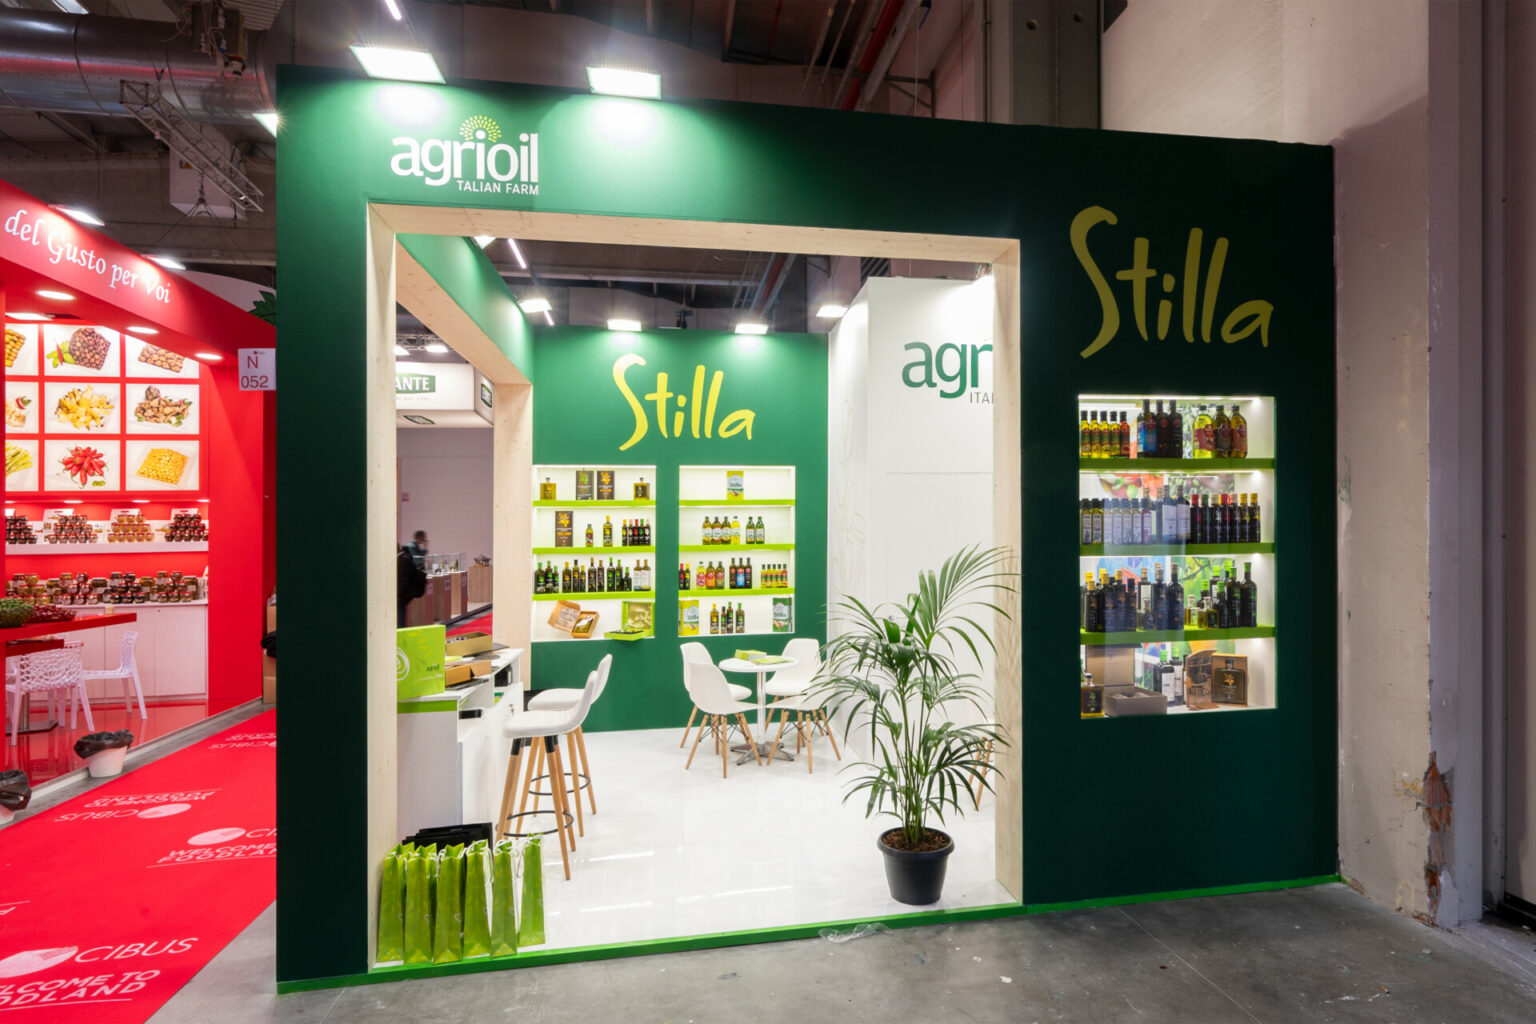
275,873 -> 1341,993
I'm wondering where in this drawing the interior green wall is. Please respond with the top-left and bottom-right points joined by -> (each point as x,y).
275,65 -> 1335,984
526,325 -> 828,732
397,233 -> 534,374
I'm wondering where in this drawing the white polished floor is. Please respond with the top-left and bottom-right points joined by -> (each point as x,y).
523,723 -> 1011,950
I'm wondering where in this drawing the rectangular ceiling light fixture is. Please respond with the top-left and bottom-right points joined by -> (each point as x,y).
51,204 -> 104,226
506,238 -> 529,269
473,235 -> 496,248
586,67 -> 661,99
607,318 -> 642,333
735,322 -> 769,335
254,111 -> 279,136
815,304 -> 849,319
519,297 -> 552,315
350,45 -> 445,84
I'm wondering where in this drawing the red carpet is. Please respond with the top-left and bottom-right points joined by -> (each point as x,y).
0,711 -> 275,1020
450,612 -> 492,637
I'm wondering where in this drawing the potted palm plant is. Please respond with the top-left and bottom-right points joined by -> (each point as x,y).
819,545 -> 1013,905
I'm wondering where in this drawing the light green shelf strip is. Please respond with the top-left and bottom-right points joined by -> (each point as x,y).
678,588 -> 794,598
1080,625 -> 1275,645
532,546 -> 654,555
677,499 -> 795,507
1079,457 -> 1274,471
531,500 -> 657,508
1079,542 -> 1274,557
531,593 -> 656,602
678,543 -> 795,552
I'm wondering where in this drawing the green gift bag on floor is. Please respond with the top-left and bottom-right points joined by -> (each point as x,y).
432,843 -> 465,964
402,844 -> 436,965
462,840 -> 493,959
491,840 -> 518,957
376,844 -> 407,963
518,836 -> 545,948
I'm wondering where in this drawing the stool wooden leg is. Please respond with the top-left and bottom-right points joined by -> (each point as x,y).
565,731 -> 585,838
818,710 -> 842,761
496,741 -> 524,841
545,739 -> 573,880
574,726 -> 596,813
685,714 -> 708,770
517,740 -> 540,817
679,706 -> 699,748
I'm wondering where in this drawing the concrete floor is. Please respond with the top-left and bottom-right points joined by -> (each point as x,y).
152,883 -> 1536,1023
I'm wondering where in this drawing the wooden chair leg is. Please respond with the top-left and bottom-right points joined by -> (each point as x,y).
720,717 -> 728,778
736,714 -> 763,766
679,706 -> 699,748
685,713 -> 708,770
544,739 -> 574,879
574,726 -> 596,813
517,739 -> 540,816
565,731 -> 585,838
819,710 -> 842,761
767,707 -> 790,762
972,739 -> 994,810
496,742 -> 524,841
802,712 -> 813,774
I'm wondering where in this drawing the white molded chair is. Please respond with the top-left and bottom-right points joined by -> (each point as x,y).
762,637 -> 823,698
683,659 -> 762,778
678,642 -> 750,747
497,654 -> 609,880
8,646 -> 91,746
763,638 -> 839,773
81,631 -> 147,720
526,654 -> 612,831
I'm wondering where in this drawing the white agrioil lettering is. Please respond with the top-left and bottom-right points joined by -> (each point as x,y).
389,117 -> 539,193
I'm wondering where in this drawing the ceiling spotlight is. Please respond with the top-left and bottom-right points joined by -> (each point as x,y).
815,304 -> 848,319
586,67 -> 661,99
6,312 -> 48,321
149,255 -> 185,270
425,342 -> 449,354
506,238 -> 528,269
607,318 -> 641,333
195,352 -> 224,361
519,297 -> 552,315
394,344 -> 409,356
126,326 -> 159,335
473,235 -> 496,248
735,323 -> 769,335
254,111 -> 279,136
350,45 -> 445,84
51,204 -> 104,227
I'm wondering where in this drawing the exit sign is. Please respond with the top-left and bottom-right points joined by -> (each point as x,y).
239,347 -> 275,391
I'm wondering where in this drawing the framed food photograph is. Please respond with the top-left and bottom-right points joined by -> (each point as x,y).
123,336 -> 200,379
5,380 -> 39,435
125,382 -> 199,434
43,439 -> 119,492
5,322 -> 39,377
41,325 -> 119,377
124,439 -> 199,490
4,438 -> 39,492
44,381 -> 121,435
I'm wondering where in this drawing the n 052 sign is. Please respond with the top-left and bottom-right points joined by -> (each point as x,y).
238,348 -> 275,391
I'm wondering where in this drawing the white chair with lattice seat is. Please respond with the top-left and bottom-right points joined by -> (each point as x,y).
8,646 -> 91,745
81,631 -> 146,720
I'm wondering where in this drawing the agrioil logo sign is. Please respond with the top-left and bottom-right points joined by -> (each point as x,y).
390,115 -> 540,195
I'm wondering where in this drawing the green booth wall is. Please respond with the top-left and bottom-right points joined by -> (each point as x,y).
276,65 -> 1335,986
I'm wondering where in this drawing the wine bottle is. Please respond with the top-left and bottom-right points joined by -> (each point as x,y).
1118,411 -> 1131,458
1239,561 -> 1258,628
1230,404 -> 1248,458
1137,568 -> 1152,631
1167,565 -> 1185,631
1138,399 -> 1152,457
1193,405 -> 1213,458
1080,410 -> 1092,458
1151,563 -> 1166,632
1169,404 -> 1184,458
1213,405 -> 1232,458
1249,493 -> 1262,542
710,604 -> 719,634
1154,400 -> 1168,457
737,603 -> 746,633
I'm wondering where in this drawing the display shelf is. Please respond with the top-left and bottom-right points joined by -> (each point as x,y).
688,630 -> 782,639
532,546 -> 654,555
531,593 -> 655,602
677,499 -> 795,507
1080,626 -> 1275,645
679,588 -> 794,599
1079,458 -> 1274,472
1079,542 -> 1273,557
678,543 -> 795,552
5,541 -> 209,555
531,500 -> 656,508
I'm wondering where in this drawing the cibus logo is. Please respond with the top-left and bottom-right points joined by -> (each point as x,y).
390,115 -> 540,195
0,939 -> 198,979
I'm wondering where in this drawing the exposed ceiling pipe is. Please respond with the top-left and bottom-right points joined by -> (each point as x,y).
854,0 -> 923,111
840,0 -> 904,110
747,252 -> 789,319
720,0 -> 737,60
831,0 -> 884,109
758,253 -> 797,318
810,0 -> 856,104
797,0 -> 836,100
761,0 -> 784,63
0,8 -> 273,124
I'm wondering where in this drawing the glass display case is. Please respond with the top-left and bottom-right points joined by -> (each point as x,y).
423,552 -> 464,575
1076,395 -> 1275,717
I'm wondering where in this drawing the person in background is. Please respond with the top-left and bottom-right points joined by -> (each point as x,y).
407,530 -> 429,568
398,540 -> 427,627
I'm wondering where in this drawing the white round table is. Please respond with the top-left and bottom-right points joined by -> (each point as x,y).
719,656 -> 797,764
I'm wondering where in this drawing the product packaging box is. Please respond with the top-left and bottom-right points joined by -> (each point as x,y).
396,625 -> 446,700
726,469 -> 745,501
597,469 -> 615,501
679,599 -> 699,636
622,600 -> 654,636
771,596 -> 793,633
1084,646 -> 1136,693
1185,650 -> 1248,706
554,510 -> 574,548
445,663 -> 475,686
1106,687 -> 1169,717
445,631 -> 493,657
575,469 -> 595,501
734,649 -> 768,662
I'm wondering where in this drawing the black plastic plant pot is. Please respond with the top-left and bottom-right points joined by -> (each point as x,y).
878,828 -> 955,905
